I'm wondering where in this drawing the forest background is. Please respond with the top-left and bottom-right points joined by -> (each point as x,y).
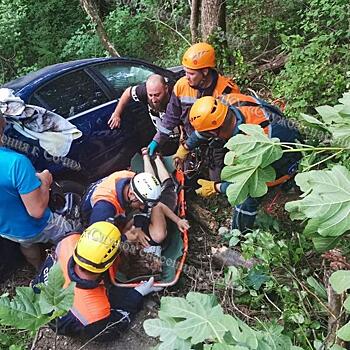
1,0 -> 350,349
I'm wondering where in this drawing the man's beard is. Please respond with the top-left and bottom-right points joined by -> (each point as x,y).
149,99 -> 168,112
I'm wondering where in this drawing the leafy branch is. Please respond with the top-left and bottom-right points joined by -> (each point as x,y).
222,92 -> 350,208
0,263 -> 74,332
222,124 -> 348,207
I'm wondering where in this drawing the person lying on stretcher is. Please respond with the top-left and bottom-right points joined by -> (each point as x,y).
80,148 -> 189,278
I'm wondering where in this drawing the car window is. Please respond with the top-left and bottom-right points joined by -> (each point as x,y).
94,63 -> 155,95
31,70 -> 109,118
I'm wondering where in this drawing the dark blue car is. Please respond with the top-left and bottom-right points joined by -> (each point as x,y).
3,57 -> 180,190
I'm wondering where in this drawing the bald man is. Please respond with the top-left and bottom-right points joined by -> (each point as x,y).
108,74 -> 179,155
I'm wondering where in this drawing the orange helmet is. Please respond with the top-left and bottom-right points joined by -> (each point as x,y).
189,96 -> 228,132
182,42 -> 216,69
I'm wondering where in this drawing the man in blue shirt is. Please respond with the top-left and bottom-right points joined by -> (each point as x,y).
0,116 -> 74,269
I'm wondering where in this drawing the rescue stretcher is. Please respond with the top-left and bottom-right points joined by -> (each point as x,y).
109,169 -> 188,288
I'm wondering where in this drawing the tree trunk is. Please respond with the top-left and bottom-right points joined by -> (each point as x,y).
80,0 -> 120,57
200,0 -> 226,41
190,0 -> 200,43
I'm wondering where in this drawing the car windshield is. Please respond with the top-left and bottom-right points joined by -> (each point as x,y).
94,63 -> 154,95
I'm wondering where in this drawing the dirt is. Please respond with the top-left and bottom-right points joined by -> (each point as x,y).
31,305 -> 158,350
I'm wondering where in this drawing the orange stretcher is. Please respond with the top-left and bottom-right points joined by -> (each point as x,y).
109,170 -> 188,288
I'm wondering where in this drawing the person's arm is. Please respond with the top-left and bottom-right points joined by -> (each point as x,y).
152,91 -> 183,145
108,87 -> 132,129
21,169 -> 52,219
195,179 -> 229,198
185,130 -> 211,150
83,278 -> 161,341
157,202 -> 190,232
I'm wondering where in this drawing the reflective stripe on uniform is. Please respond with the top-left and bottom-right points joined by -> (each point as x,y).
179,96 -> 197,105
130,86 -> 139,102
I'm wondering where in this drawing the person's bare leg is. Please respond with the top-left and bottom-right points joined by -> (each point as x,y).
142,148 -> 156,176
20,244 -> 43,270
148,204 -> 167,244
154,154 -> 170,183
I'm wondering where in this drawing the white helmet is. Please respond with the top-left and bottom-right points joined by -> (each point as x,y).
130,172 -> 161,207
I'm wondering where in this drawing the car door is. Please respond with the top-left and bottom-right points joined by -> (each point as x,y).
28,62 -> 160,182
27,68 -> 115,181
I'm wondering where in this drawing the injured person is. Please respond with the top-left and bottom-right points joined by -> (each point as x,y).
80,149 -> 189,280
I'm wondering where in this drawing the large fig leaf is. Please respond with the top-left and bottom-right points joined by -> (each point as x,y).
224,124 -> 283,168
143,316 -> 191,350
298,113 -> 329,132
311,235 -> 340,253
329,124 -> 350,148
222,164 -> 275,206
222,315 -> 258,349
285,165 -> 350,237
37,263 -> 74,317
160,292 -> 228,344
338,92 -> 350,105
0,263 -> 74,332
315,105 -> 344,124
0,287 -> 49,331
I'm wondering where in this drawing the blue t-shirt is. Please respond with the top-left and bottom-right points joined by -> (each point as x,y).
0,148 -> 51,239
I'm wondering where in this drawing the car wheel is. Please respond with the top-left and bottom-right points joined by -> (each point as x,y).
57,180 -> 85,223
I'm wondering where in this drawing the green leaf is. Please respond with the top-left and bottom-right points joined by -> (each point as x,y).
222,165 -> 275,206
311,235 -> 340,252
285,166 -> 350,237
211,344 -> 242,349
306,277 -> 327,299
329,345 -> 346,350
229,236 -> 240,247
299,113 -> 329,131
224,151 -> 236,166
143,318 -> 191,350
337,322 -> 350,341
245,268 -> 270,290
225,124 -> 283,168
329,124 -> 350,148
0,287 -> 50,331
338,92 -> 350,106
315,105 -> 343,124
222,315 -> 258,349
159,293 -> 228,344
343,295 -> 350,312
37,263 -> 74,316
224,266 -> 241,285
329,270 -> 350,293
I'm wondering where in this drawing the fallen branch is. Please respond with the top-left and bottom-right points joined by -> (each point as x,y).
249,52 -> 288,80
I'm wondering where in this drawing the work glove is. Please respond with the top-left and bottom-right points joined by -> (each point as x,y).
195,179 -> 219,198
173,144 -> 190,160
148,140 -> 159,157
134,277 -> 163,296
173,144 -> 190,170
